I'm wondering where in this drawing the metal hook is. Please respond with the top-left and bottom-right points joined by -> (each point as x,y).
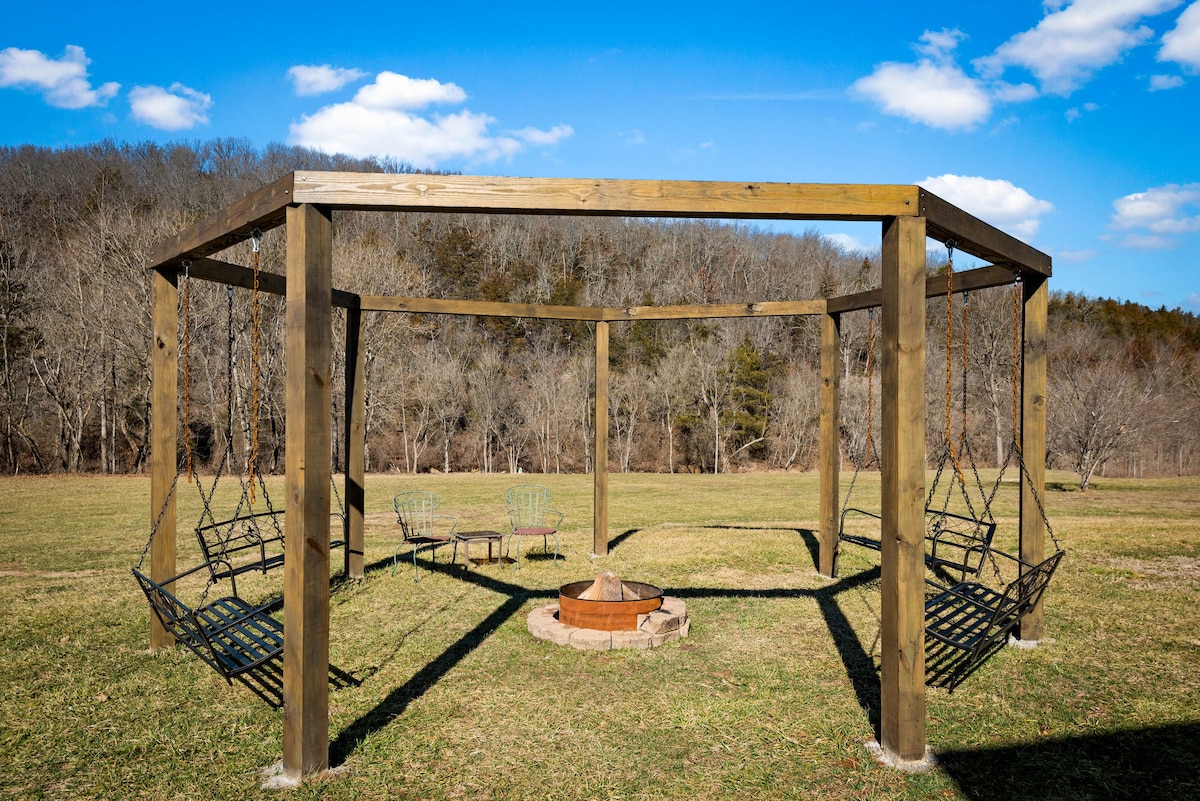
250,228 -> 263,254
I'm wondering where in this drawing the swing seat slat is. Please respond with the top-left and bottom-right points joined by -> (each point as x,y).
132,563 -> 283,683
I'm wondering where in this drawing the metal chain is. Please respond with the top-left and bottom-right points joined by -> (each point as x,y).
249,230 -> 262,505
181,260 -> 193,483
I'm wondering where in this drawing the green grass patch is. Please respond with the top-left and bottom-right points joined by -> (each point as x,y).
1,471 -> 1197,799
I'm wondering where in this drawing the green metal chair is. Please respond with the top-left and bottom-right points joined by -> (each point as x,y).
392,491 -> 458,581
504,484 -> 563,569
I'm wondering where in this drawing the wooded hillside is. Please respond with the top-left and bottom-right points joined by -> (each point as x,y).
2,140 -> 1197,486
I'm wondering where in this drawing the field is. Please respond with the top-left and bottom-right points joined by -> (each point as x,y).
1,471 -> 1197,800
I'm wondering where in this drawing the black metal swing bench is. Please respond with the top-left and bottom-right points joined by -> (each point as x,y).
194,509 -> 287,595
834,506 -> 998,582
132,562 -> 283,683
923,549 -> 1064,689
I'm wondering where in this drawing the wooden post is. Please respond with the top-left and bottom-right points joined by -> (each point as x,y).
344,306 -> 366,580
149,266 -> 178,649
878,215 -> 927,764
283,203 -> 333,780
818,310 -> 841,577
1019,273 -> 1049,641
593,320 -> 610,556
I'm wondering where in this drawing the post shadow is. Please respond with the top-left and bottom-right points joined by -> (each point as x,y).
936,722 -> 1200,800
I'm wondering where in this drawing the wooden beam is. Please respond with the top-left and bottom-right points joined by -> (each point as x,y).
291,171 -> 921,221
818,310 -> 841,578
358,295 -> 602,320
594,321 -> 610,556
826,264 -> 1018,314
344,307 -> 366,580
878,215 -> 927,764
282,204 -> 332,780
603,300 -> 825,320
920,189 -> 1051,277
1019,274 -> 1049,641
187,257 -> 359,309
149,267 -> 178,650
147,173 -> 295,271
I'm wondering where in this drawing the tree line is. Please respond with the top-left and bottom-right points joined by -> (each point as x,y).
2,139 -> 1198,489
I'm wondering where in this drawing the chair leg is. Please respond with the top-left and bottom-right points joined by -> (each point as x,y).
550,532 -> 560,566
412,545 -> 421,583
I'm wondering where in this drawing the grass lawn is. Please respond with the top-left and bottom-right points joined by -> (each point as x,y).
1,470 -> 1197,800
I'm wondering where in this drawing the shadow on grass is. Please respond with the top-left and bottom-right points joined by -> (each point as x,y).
329,556 -> 557,766
665,563 -> 884,735
938,721 -> 1200,800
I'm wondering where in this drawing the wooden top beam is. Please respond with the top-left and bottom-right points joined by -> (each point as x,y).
145,172 -> 1053,289
827,264 -> 1018,314
291,171 -> 920,221
920,189 -> 1051,277
147,173 -> 296,272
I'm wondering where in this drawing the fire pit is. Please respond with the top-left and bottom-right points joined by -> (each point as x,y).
559,574 -> 663,631
527,572 -> 689,650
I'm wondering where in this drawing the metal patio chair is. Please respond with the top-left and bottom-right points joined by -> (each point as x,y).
504,484 -> 563,569
392,491 -> 458,581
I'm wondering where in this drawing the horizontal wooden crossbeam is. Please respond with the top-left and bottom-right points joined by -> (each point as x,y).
826,265 -> 1019,314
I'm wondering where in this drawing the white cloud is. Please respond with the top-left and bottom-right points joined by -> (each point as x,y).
919,174 -> 1054,240
0,45 -> 118,109
512,124 -> 574,145
851,59 -> 992,129
1186,292 -> 1200,312
974,0 -> 1183,95
915,28 -> 969,60
289,71 -> 570,169
1149,73 -> 1186,88
129,83 -> 211,130
1160,1 -> 1200,68
1110,184 -> 1200,248
287,64 -> 366,96
826,233 -> 873,253
354,72 -> 466,109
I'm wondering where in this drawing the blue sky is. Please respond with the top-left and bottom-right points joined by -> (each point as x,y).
3,1 -> 1198,311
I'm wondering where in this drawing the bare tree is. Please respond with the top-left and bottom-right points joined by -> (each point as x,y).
1049,332 -> 1158,490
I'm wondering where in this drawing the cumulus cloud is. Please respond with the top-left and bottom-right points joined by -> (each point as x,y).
289,71 -> 571,169
287,64 -> 366,96
129,83 -> 211,130
919,174 -> 1054,240
1110,183 -> 1200,247
0,44 -> 118,109
851,59 -> 992,130
851,28 -> 1033,129
974,0 -> 1183,95
1160,1 -> 1200,68
354,72 -> 466,109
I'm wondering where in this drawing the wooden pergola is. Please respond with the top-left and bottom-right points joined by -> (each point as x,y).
146,171 -> 1050,780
